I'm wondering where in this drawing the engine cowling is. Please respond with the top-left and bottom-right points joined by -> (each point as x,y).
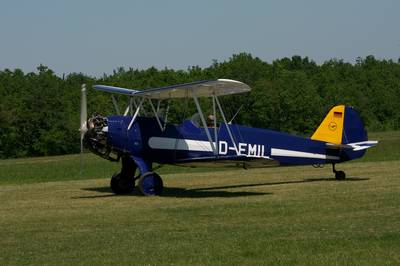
83,115 -> 118,161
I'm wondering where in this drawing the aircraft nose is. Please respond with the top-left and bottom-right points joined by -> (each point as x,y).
83,115 -> 108,150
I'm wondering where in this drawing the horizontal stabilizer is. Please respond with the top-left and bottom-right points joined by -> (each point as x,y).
326,140 -> 378,151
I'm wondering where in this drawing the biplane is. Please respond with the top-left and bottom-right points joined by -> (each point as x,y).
79,79 -> 378,196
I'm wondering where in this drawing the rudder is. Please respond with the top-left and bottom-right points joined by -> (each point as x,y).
341,106 -> 367,144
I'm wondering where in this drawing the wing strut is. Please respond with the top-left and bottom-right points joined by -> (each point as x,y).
148,99 -> 164,131
212,95 -> 218,155
111,95 -> 120,115
163,100 -> 170,131
215,96 -> 238,155
192,91 -> 217,155
128,97 -> 144,130
123,100 -> 130,116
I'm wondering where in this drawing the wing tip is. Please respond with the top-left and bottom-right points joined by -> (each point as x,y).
217,78 -> 243,84
93,85 -> 138,95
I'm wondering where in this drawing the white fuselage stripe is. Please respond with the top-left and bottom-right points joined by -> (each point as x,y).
271,148 -> 339,160
148,137 -> 213,152
149,137 -> 340,161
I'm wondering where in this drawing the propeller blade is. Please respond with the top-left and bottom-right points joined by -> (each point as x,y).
80,84 -> 88,140
80,136 -> 84,175
80,84 -> 87,175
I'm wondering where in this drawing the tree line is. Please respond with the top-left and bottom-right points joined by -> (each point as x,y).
0,53 -> 399,158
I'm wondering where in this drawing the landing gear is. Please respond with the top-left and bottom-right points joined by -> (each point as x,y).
332,163 -> 346,180
138,172 -> 163,196
109,156 -> 164,196
110,156 -> 137,194
110,172 -> 135,194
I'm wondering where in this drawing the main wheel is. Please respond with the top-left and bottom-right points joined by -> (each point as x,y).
110,172 -> 135,194
138,172 -> 163,196
335,171 -> 346,180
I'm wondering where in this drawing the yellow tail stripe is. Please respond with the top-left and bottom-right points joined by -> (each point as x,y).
311,105 -> 345,144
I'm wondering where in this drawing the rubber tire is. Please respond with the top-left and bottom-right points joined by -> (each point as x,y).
335,171 -> 346,180
110,172 -> 135,194
138,172 -> 163,196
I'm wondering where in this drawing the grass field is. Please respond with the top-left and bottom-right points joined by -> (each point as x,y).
0,131 -> 399,265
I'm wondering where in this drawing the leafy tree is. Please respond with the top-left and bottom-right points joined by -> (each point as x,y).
0,54 -> 399,158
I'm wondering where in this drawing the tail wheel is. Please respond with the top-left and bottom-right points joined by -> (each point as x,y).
110,172 -> 135,194
335,171 -> 346,180
138,172 -> 163,196
332,163 -> 346,180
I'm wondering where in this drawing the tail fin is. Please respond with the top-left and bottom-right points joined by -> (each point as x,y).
311,105 -> 367,144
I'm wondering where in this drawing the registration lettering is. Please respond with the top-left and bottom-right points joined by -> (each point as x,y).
218,141 -> 269,158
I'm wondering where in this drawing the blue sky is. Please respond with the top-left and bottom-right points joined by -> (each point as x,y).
1,0 -> 399,76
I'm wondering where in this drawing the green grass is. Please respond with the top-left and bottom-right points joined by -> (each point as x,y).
0,154 -> 227,185
1,161 -> 399,265
0,131 -> 399,265
359,131 -> 400,162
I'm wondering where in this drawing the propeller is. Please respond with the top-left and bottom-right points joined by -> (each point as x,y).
79,84 -> 88,173
80,84 -> 88,142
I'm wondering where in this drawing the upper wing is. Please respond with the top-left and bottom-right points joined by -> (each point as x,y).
92,85 -> 140,95
93,79 -> 251,99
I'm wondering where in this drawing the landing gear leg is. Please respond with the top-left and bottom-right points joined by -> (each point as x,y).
110,156 -> 137,194
130,157 -> 163,196
332,163 -> 346,180
138,172 -> 163,196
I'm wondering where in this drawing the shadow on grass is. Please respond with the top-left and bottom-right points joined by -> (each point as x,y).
74,176 -> 368,199
75,186 -> 270,199
177,177 -> 369,192
304,177 -> 369,182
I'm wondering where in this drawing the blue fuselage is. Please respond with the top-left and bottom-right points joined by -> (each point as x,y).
106,116 -> 364,168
